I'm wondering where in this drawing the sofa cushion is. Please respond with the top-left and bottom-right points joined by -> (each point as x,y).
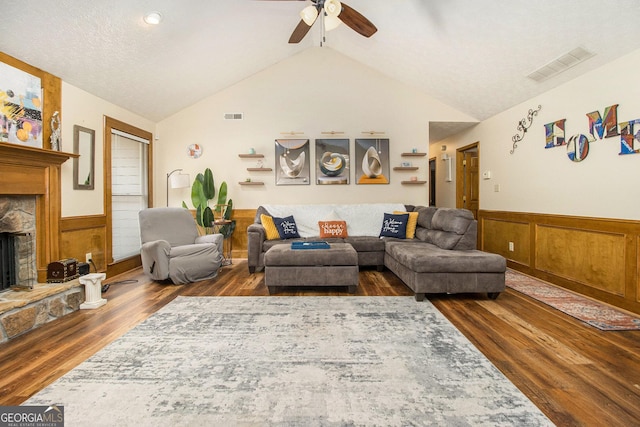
344,236 -> 385,252
260,214 -> 280,240
416,206 -> 437,229
394,210 -> 418,239
431,208 -> 474,234
273,215 -> 300,239
319,220 -> 348,238
385,241 -> 506,273
379,213 -> 409,238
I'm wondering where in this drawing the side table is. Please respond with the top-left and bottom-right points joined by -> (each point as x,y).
213,219 -> 233,265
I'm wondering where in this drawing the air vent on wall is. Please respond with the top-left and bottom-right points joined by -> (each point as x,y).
527,47 -> 595,82
224,113 -> 243,120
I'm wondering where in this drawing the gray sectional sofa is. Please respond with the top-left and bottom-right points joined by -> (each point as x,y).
247,204 -> 506,300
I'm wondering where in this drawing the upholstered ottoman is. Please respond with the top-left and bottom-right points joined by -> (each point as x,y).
264,243 -> 359,294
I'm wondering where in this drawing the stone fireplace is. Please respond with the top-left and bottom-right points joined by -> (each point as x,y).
0,142 -> 83,343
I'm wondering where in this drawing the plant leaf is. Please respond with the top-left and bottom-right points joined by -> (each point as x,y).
203,168 -> 215,201
202,206 -> 215,228
191,180 -> 205,210
217,181 -> 228,210
224,199 -> 233,220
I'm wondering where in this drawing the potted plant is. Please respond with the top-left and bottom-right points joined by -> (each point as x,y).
183,168 -> 234,237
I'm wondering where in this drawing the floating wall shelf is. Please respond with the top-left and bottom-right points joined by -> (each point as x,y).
401,152 -> 427,157
393,166 -> 419,171
401,180 -> 426,185
238,154 -> 264,158
246,167 -> 272,172
239,181 -> 265,186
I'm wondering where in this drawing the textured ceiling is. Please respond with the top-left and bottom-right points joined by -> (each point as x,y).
2,0 -> 640,142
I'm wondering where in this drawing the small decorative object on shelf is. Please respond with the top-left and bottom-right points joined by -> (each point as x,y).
50,111 -> 61,151
249,147 -> 256,154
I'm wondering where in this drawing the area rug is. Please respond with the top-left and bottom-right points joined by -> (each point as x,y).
26,296 -> 552,426
506,270 -> 640,331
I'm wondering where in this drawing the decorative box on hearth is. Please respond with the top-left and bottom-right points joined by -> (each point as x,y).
47,258 -> 79,283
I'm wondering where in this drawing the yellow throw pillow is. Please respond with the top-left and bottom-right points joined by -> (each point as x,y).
394,211 -> 418,239
260,214 -> 280,240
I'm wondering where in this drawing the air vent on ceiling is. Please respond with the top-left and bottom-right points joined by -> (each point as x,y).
224,113 -> 243,120
527,47 -> 595,82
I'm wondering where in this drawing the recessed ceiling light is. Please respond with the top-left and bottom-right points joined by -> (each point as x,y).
143,11 -> 162,25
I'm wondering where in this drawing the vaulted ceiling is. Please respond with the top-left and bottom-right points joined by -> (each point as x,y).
2,0 -> 640,141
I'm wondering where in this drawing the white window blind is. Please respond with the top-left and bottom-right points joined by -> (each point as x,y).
111,131 -> 149,261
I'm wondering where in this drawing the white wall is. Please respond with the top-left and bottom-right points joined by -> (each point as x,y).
60,82 -> 155,217
156,47 -> 475,209
435,48 -> 640,221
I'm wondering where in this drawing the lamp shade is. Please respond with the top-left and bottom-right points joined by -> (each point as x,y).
324,0 -> 342,17
324,14 -> 342,31
300,5 -> 318,26
170,173 -> 191,189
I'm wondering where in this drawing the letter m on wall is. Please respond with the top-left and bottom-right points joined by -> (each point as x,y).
586,104 -> 619,141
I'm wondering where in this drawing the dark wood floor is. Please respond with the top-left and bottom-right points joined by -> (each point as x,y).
1,260 -> 639,426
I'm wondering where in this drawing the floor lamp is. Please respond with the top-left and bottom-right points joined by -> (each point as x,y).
166,169 -> 191,206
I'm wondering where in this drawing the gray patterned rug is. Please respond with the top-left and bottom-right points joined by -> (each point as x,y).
27,296 -> 552,426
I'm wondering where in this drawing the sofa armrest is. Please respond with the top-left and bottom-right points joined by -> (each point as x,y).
247,223 -> 266,273
140,240 -> 171,280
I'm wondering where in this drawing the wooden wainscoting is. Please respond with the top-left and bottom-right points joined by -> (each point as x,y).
230,209 -> 255,259
478,210 -> 640,315
60,215 -> 107,272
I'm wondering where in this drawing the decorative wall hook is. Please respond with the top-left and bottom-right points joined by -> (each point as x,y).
510,105 -> 542,154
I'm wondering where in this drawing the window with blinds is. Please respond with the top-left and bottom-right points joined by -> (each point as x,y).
111,130 -> 149,261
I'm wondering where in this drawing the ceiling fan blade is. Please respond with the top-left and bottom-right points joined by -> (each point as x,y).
339,3 -> 377,38
288,18 -> 314,43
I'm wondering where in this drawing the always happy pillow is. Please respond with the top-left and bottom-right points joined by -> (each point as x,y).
318,220 -> 348,238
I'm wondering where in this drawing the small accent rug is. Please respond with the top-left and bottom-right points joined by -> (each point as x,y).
26,296 -> 551,426
506,270 -> 640,331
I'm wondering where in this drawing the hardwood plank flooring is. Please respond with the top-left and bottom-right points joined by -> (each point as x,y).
1,260 -> 639,426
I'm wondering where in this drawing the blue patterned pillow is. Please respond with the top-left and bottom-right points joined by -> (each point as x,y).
379,213 -> 409,238
273,215 -> 300,239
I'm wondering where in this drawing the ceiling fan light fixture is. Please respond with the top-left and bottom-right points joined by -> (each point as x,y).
300,5 -> 318,26
324,0 -> 342,17
143,11 -> 163,25
324,14 -> 342,31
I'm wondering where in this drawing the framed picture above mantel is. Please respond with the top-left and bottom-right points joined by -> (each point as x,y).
0,52 -> 62,151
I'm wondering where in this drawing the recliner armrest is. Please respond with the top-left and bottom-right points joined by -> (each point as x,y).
196,233 -> 224,254
140,240 -> 171,280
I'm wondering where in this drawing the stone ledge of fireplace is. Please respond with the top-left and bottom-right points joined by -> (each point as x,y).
0,280 -> 85,343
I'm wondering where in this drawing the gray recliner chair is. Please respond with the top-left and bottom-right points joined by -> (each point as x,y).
139,207 -> 224,284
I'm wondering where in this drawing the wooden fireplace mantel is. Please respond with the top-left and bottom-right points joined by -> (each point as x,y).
0,142 -> 76,282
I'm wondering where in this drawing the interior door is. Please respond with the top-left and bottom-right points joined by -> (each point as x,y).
456,143 -> 479,219
464,151 -> 479,218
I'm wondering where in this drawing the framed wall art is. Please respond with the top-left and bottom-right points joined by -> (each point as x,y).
315,138 -> 350,185
275,139 -> 310,185
0,61 -> 43,148
355,138 -> 390,184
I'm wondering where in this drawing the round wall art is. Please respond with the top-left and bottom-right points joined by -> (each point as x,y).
187,143 -> 202,159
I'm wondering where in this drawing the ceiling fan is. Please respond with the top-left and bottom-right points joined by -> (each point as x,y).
276,0 -> 378,44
